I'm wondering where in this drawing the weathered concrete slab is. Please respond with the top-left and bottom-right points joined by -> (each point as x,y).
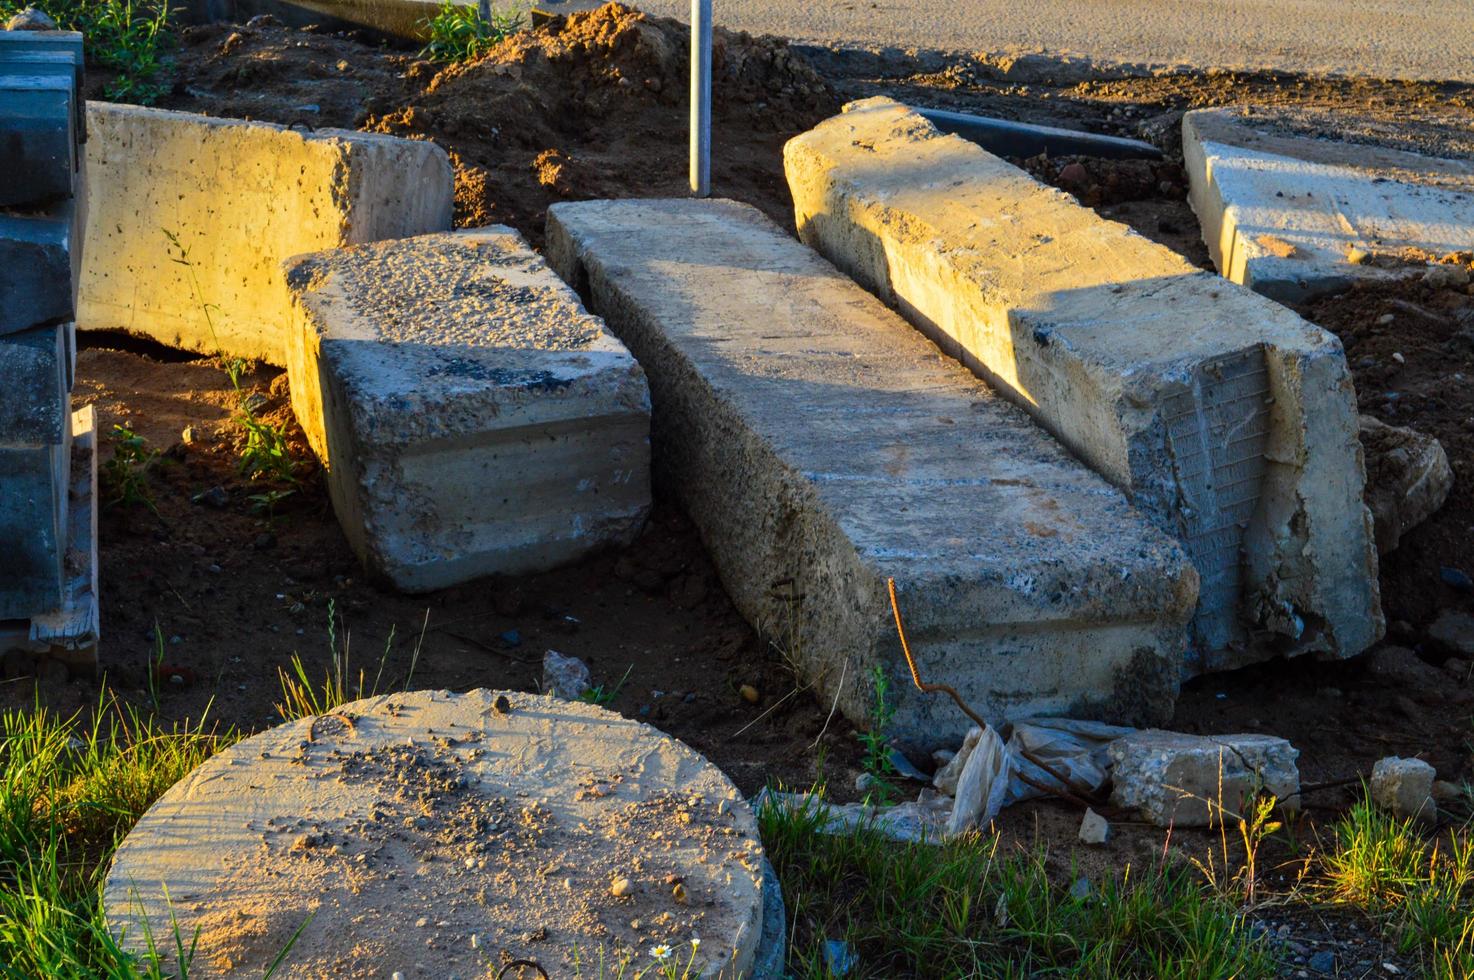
785,98 -> 1381,674
78,103 -> 454,365
105,690 -> 770,979
0,199 -> 81,336
0,321 -> 67,444
284,228 -> 651,593
0,70 -> 76,207
545,197 -> 1198,748
1183,106 -> 1474,303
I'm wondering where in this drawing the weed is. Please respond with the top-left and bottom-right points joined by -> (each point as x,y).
275,601 -> 428,720
419,0 -> 523,63
101,424 -> 159,513
758,791 -> 1277,978
570,938 -> 707,978
856,665 -> 899,805
143,624 -> 166,713
3,0 -> 174,104
578,665 -> 633,708
248,487 -> 296,521
236,412 -> 298,484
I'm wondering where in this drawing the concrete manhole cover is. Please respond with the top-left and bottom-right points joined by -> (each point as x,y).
104,690 -> 773,978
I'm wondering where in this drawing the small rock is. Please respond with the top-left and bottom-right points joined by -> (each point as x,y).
1078,807 -> 1110,845
1425,264 -> 1472,289
1440,566 -> 1474,592
1361,645 -> 1444,689
610,877 -> 634,897
1428,611 -> 1474,658
5,7 -> 57,29
1056,162 -> 1090,190
542,649 -> 590,700
253,532 -> 276,551
245,13 -> 281,26
1307,950 -> 1335,974
739,683 -> 760,704
1377,313 -> 1396,325
1068,877 -> 1092,900
1370,756 -> 1437,825
1432,779 -> 1463,803
193,486 -> 229,509
499,629 -> 522,648
855,772 -> 875,792
888,748 -> 929,782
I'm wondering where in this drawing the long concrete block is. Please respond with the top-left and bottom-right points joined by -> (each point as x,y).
0,72 -> 76,208
545,198 -> 1198,748
785,98 -> 1382,673
0,199 -> 81,337
0,31 -> 86,143
1183,106 -> 1474,303
284,228 -> 652,593
0,322 -> 68,444
78,103 -> 454,365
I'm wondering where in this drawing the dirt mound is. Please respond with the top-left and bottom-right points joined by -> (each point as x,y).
365,2 -> 838,237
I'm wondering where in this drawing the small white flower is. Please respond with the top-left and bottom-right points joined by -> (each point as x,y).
651,944 -> 672,961
690,937 -> 701,949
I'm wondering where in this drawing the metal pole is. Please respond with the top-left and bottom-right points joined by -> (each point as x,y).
690,0 -> 712,197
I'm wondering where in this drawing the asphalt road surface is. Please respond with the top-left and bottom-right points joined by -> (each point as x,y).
550,0 -> 1474,82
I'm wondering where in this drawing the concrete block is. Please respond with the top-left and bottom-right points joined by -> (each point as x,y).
0,321 -> 68,443
1370,756 -> 1437,825
283,228 -> 652,593
79,103 -> 455,365
0,198 -> 81,336
545,197 -> 1199,749
1359,415 -> 1452,554
0,31 -> 86,140
785,98 -> 1382,673
0,71 -> 76,207
0,438 -> 68,620
1108,730 -> 1300,827
1183,106 -> 1474,303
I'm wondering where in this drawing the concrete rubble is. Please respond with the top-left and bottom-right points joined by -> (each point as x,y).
284,228 -> 652,592
78,103 -> 454,364
786,97 -> 1382,674
1370,756 -> 1438,825
543,649 -> 592,700
1183,105 -> 1474,303
1108,730 -> 1300,827
0,28 -> 98,671
1358,415 -> 1452,553
546,197 -> 1198,747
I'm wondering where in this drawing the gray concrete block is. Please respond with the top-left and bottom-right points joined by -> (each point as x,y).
284,228 -> 652,593
0,198 -> 80,336
1109,730 -> 1300,827
78,102 -> 454,365
785,98 -> 1382,674
0,31 -> 86,143
0,73 -> 76,207
0,321 -> 67,443
545,197 -> 1199,749
0,438 -> 67,619
1183,106 -> 1474,303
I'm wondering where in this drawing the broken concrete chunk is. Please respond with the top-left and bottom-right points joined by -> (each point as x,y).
546,197 -> 1198,748
1359,415 -> 1452,554
786,97 -> 1382,673
284,227 -> 652,592
1183,105 -> 1474,303
543,649 -> 592,701
1370,756 -> 1437,825
1078,807 -> 1110,845
78,103 -> 454,364
1108,730 -> 1300,827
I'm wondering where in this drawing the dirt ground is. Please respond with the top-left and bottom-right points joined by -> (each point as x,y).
18,9 -> 1474,968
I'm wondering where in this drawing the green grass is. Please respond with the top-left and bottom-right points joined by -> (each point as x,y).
418,0 -> 524,63
1,0 -> 173,104
1319,798 -> 1474,978
0,696 -> 234,977
101,425 -> 159,514
759,793 -> 1278,979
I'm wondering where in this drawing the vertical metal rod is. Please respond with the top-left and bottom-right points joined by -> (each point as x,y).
690,0 -> 712,197
477,0 -> 490,23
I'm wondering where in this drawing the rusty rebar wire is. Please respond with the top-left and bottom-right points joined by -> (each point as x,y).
887,577 -> 988,730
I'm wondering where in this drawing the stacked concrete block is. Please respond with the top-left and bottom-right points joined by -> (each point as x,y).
785,98 -> 1382,675
283,228 -> 652,593
0,30 -> 95,668
546,198 -> 1199,748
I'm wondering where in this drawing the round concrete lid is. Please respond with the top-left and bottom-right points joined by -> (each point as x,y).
104,689 -> 768,979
